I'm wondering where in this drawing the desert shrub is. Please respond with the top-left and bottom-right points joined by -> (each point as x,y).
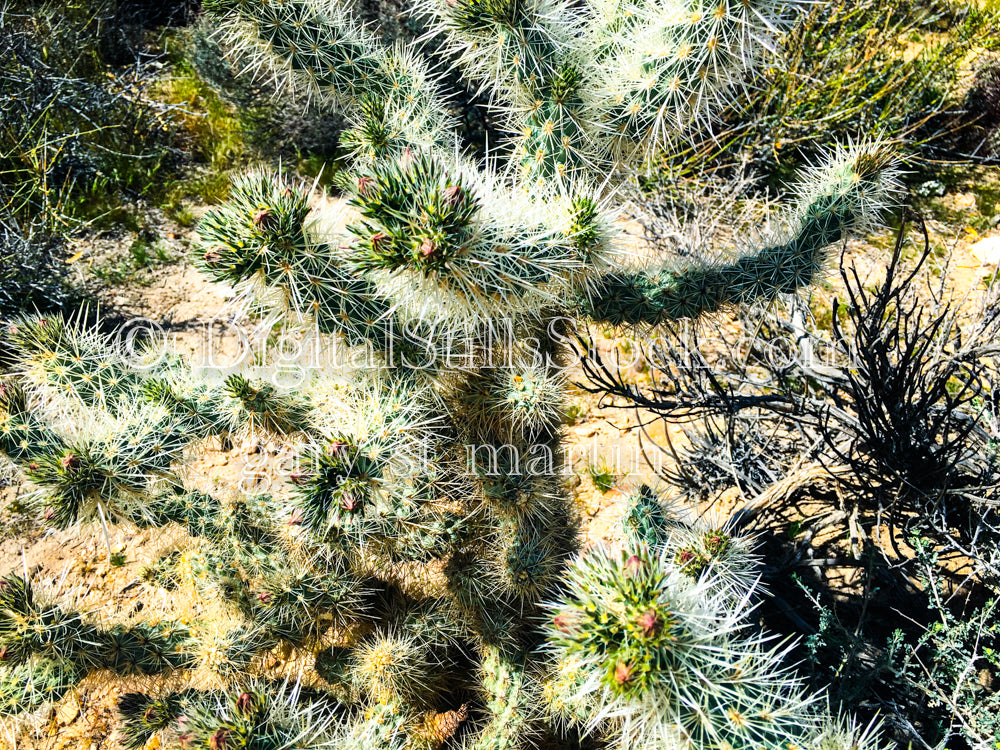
0,217 -> 79,318
0,0 -> 181,228
652,0 -> 1000,183
964,55 -> 1000,160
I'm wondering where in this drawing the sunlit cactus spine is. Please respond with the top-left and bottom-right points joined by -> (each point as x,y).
542,546 -> 818,749
0,575 -> 196,709
580,141 -> 902,325
0,657 -> 80,717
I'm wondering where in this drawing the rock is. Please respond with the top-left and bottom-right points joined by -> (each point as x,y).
55,692 -> 80,725
573,424 -> 598,437
969,235 -> 1000,267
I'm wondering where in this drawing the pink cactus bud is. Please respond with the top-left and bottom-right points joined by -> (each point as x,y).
0,646 -> 9,661
340,491 -> 358,512
636,609 -> 660,637
400,147 -> 414,169
257,591 -> 272,604
210,729 -> 230,750
203,250 -> 222,266
419,238 -> 437,258
553,612 -> 574,632
614,661 -> 635,686
61,453 -> 80,470
370,232 -> 390,253
624,554 -> 645,576
236,691 -> 254,715
28,462 -> 39,472
252,208 -> 277,232
287,508 -> 305,526
43,507 -> 55,521
289,471 -> 310,486
281,186 -> 294,199
442,185 -> 465,207
357,176 -> 375,197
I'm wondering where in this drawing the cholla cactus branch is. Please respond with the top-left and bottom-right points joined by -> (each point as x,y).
204,0 -> 456,163
580,142 -> 902,324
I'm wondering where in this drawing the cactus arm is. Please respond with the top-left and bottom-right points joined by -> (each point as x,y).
579,143 -> 901,325
203,0 -> 454,162
5,316 -> 145,410
469,647 -> 541,750
0,380 -> 66,463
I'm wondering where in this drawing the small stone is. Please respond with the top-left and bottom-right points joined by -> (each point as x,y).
55,693 -> 80,724
969,235 -> 1000,267
573,424 -> 597,437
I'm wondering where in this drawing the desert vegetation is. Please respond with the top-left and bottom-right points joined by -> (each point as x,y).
0,0 -> 998,749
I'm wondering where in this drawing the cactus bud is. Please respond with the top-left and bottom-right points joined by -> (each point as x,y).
371,232 -> 389,252
204,250 -> 222,266
0,646 -> 9,661
419,238 -> 437,258
636,609 -> 660,637
400,147 -> 414,169
281,186 -> 294,199
257,591 -> 272,604
614,661 -> 635,687
287,508 -> 304,525
61,453 -> 80,470
28,462 -> 39,471
703,529 -> 730,556
290,471 -> 310,486
252,208 -> 277,232
340,491 -> 358,512
442,185 -> 464,207
553,612 -> 574,632
236,691 -> 254,715
676,549 -> 696,565
44,507 -> 55,521
357,176 -> 375,196
624,554 -> 645,576
210,729 -> 230,750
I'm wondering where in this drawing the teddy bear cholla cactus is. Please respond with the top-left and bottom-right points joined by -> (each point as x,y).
0,0 -> 901,747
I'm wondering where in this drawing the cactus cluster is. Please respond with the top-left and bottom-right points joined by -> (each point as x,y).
0,0 -> 906,747
0,574 -> 196,716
